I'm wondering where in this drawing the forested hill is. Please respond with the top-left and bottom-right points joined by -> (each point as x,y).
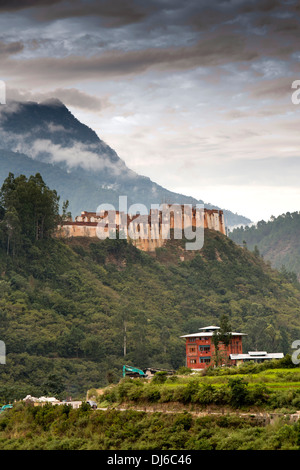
229,212 -> 300,280
0,227 -> 300,400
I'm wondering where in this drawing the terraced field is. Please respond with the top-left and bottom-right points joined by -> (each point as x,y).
93,362 -> 300,414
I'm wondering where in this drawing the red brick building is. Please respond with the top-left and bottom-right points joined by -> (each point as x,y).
181,325 -> 246,369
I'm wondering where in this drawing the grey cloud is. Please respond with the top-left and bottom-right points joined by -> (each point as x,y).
0,0 -> 62,11
0,32 -> 260,86
37,0 -> 153,26
52,88 -> 111,111
223,103 -> 293,120
6,87 -> 111,112
0,0 -> 155,27
0,126 -> 127,174
0,40 -> 24,56
26,139 -> 122,172
252,12 -> 300,39
1,0 -> 294,34
249,76 -> 294,99
185,0 -> 286,31
217,156 -> 300,187
240,0 -> 282,14
1,1 -> 299,68
182,2 -> 300,63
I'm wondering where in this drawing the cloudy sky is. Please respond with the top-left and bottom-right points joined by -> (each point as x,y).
0,0 -> 300,222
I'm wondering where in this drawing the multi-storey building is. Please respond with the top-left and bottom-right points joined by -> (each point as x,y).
180,325 -> 246,369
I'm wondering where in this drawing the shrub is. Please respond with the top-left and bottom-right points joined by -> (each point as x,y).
182,380 -> 200,404
142,386 -> 161,403
194,383 -> 216,406
152,372 -> 168,384
228,378 -> 249,408
166,375 -> 178,383
173,412 -> 193,431
102,387 -> 118,403
159,386 -> 175,403
172,386 -> 187,403
126,383 -> 144,402
248,384 -> 269,406
212,384 -> 230,405
177,366 -> 192,375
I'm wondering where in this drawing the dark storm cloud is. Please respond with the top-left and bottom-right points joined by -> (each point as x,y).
0,0 -> 156,27
1,1 -> 299,91
181,0 -> 285,31
0,0 -> 293,32
2,1 -> 300,62
36,0 -> 154,26
239,0 -> 282,14
0,30 -> 258,85
0,0 -> 62,12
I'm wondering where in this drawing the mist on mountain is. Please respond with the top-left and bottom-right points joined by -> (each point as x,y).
0,99 -> 251,227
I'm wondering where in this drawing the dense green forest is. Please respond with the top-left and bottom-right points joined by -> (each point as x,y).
229,212 -> 300,280
1,403 -> 300,450
0,174 -> 300,401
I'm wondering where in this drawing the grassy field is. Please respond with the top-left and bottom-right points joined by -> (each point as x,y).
190,368 -> 300,390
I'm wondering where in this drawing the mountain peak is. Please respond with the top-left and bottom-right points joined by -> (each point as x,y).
4,97 -> 67,113
39,98 -> 65,108
0,98 -> 99,144
0,99 -> 251,227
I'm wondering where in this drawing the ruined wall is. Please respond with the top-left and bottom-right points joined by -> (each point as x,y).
204,209 -> 226,234
57,208 -> 226,251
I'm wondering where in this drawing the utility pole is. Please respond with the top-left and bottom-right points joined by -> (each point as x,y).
123,319 -> 127,357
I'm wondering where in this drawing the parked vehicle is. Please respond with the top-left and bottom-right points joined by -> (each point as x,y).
0,404 -> 13,413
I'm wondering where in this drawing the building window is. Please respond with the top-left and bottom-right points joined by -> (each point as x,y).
200,357 -> 211,363
199,345 -> 210,352
190,359 -> 197,364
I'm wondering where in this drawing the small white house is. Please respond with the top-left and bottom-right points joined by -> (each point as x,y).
230,351 -> 284,365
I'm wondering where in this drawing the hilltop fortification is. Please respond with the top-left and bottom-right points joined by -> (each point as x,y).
58,205 -> 226,252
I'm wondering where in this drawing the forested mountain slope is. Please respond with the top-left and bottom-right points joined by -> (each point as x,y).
229,212 -> 300,280
0,228 -> 299,400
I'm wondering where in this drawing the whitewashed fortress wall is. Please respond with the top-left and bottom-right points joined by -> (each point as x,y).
57,207 -> 226,252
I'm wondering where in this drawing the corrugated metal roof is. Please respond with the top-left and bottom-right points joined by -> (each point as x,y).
248,351 -> 267,356
180,331 -> 247,338
230,352 -> 284,360
198,326 -> 220,330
